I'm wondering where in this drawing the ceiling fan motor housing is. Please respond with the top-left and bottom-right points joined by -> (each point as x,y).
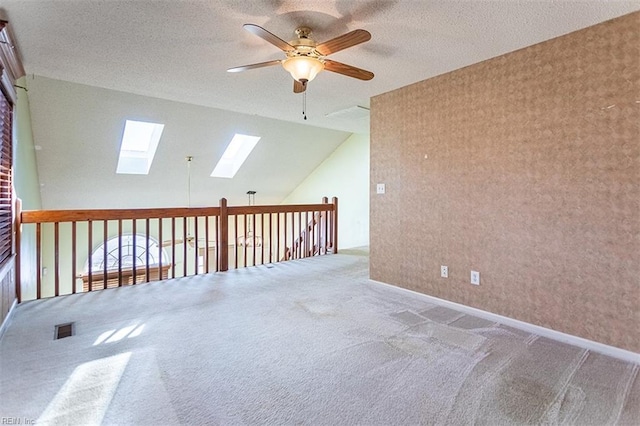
290,42 -> 318,56
294,26 -> 313,39
227,23 -> 374,93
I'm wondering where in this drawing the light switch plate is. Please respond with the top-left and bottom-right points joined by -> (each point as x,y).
471,271 -> 480,285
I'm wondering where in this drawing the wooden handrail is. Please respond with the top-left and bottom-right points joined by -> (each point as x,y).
20,204 -> 334,224
21,207 -> 221,223
227,204 -> 333,215
15,197 -> 338,301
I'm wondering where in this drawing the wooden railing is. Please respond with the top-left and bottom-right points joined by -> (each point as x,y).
15,197 -> 338,301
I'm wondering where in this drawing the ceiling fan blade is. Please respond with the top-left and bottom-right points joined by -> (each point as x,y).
293,79 -> 307,93
227,60 -> 282,73
198,238 -> 217,244
243,24 -> 295,52
324,59 -> 374,80
162,238 -> 184,247
315,29 -> 371,56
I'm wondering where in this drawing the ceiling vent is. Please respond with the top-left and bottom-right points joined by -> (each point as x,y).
325,105 -> 370,121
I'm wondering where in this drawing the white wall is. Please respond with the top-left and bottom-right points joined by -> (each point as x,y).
283,133 -> 369,249
13,76 -> 42,296
13,77 -> 41,209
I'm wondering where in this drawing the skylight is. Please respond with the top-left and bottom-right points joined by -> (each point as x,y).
210,133 -> 261,178
116,120 -> 164,175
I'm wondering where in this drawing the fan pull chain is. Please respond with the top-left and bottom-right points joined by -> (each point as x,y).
302,90 -> 307,120
186,156 -> 192,208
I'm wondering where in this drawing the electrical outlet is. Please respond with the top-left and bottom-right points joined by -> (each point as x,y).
470,271 -> 480,285
440,265 -> 448,278
376,183 -> 386,194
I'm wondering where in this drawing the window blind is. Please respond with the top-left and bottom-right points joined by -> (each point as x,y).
0,91 -> 12,265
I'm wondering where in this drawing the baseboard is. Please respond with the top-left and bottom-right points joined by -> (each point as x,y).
0,298 -> 18,341
370,279 -> 640,365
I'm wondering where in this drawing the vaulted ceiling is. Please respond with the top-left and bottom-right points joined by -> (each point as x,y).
2,1 -> 638,208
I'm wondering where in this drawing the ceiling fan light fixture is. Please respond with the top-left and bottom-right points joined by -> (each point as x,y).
282,56 -> 324,83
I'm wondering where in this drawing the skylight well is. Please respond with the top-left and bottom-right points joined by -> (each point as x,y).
211,134 -> 261,178
116,120 -> 164,175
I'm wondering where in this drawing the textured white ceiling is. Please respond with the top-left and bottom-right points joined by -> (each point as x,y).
2,1 -> 639,209
3,0 -> 639,133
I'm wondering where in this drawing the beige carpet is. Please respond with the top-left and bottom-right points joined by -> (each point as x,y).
0,251 -> 638,425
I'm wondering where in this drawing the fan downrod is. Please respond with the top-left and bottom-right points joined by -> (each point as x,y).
295,27 -> 313,39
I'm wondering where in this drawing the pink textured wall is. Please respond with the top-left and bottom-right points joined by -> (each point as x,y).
370,12 -> 640,352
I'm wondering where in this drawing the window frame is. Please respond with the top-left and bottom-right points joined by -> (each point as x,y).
0,20 -> 25,269
85,234 -> 166,272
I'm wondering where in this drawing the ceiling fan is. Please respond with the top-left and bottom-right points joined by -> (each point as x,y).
227,24 -> 374,93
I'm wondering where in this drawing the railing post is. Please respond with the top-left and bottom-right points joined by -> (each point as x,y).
332,196 -> 338,254
219,198 -> 229,271
36,223 -> 41,299
14,198 -> 21,303
321,197 -> 328,255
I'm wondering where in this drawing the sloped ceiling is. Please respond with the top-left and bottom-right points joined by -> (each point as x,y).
2,1 -> 639,209
26,76 -> 350,208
